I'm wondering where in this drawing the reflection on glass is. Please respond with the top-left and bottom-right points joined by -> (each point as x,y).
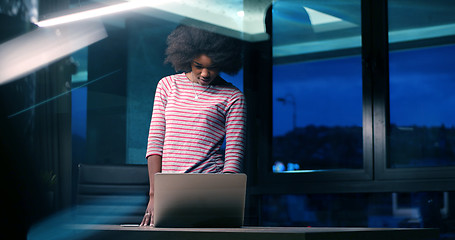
71,48 -> 88,83
2,0 -> 260,235
262,192 -> 453,236
388,0 -> 455,44
273,0 -> 361,57
272,0 -> 362,172
388,0 -> 455,168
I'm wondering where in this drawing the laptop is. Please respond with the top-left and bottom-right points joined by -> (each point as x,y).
153,173 -> 247,228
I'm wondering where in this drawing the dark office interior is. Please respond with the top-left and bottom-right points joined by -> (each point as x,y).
1,0 -> 455,239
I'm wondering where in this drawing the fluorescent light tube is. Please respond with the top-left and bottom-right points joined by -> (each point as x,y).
36,0 -> 171,27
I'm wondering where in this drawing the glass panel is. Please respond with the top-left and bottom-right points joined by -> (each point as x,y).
71,48 -> 88,165
1,0 -> 255,232
272,0 -> 363,173
388,0 -> 455,168
388,0 -> 455,44
273,0 -> 361,57
261,192 -> 454,238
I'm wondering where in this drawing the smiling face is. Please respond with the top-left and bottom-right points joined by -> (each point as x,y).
187,54 -> 220,85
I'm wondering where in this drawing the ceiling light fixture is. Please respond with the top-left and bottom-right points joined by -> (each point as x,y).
36,0 -> 170,27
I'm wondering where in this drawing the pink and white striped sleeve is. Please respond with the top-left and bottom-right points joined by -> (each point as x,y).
146,77 -> 170,159
223,91 -> 247,173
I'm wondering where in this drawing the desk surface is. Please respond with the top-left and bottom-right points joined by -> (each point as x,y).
70,224 -> 439,240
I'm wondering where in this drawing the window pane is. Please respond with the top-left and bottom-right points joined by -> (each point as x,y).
272,0 -> 363,172
388,0 -> 455,168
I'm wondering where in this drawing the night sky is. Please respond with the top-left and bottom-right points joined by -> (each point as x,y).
389,44 -> 455,127
273,55 -> 362,136
272,44 -> 455,136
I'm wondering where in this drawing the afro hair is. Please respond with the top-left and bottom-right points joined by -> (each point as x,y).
164,25 -> 243,75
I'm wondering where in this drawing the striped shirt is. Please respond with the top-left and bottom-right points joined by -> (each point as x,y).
146,73 -> 246,173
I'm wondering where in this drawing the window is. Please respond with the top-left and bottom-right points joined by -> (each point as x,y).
387,0 -> 455,169
389,45 -> 455,168
266,0 -> 455,182
2,0 -> 258,232
273,57 -> 363,171
272,0 -> 363,173
71,48 -> 88,166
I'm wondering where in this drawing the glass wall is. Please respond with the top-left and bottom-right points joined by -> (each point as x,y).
389,45 -> 455,168
0,0 -> 257,233
263,0 -> 455,237
271,0 -> 455,173
272,0 -> 362,172
388,0 -> 455,168
272,57 -> 363,171
3,0 -> 455,237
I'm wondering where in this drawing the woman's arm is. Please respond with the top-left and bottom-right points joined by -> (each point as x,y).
145,78 -> 169,159
140,154 -> 162,226
147,154 -> 162,196
223,92 -> 247,173
141,77 -> 169,226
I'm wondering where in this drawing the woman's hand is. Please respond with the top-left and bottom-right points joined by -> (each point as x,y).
140,195 -> 154,226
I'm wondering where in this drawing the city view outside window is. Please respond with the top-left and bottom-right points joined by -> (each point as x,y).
272,56 -> 363,172
389,44 -> 455,168
272,0 -> 362,172
387,0 -> 455,169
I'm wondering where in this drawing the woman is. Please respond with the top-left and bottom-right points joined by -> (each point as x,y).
140,25 -> 246,226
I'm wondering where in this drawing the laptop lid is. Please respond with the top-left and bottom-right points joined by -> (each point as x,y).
153,173 -> 247,228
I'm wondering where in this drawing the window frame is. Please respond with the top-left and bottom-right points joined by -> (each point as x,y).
373,1 -> 455,181
246,0 -> 455,195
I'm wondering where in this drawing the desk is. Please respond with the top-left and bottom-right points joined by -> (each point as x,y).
69,224 -> 439,240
